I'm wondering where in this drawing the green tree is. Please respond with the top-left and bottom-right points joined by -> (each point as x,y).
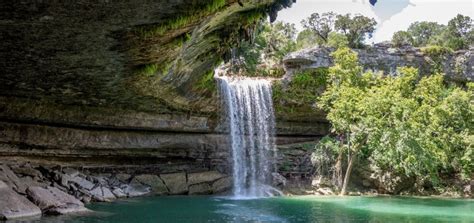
318,47 -> 368,195
319,47 -> 473,195
407,21 -> 445,47
391,31 -> 414,47
239,21 -> 297,76
262,21 -> 297,61
301,12 -> 336,43
334,14 -> 377,48
443,14 -> 473,50
296,29 -> 321,49
327,32 -> 349,49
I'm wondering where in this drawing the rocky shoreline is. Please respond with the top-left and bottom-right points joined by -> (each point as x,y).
1,161 -> 472,220
0,163 -> 232,220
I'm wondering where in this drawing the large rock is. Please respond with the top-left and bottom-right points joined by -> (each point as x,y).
69,176 -> 95,190
26,186 -> 88,215
187,171 -> 226,186
211,177 -> 232,193
0,165 -> 27,193
88,186 -> 116,202
122,184 -> 151,197
132,174 -> 168,194
0,181 -> 41,220
188,183 -> 212,195
160,173 -> 188,194
11,166 -> 43,179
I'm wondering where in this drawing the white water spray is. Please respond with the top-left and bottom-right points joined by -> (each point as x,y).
215,67 -> 281,198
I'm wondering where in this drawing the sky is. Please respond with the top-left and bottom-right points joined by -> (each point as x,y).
276,0 -> 473,43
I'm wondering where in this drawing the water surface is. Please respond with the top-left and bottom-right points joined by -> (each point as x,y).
34,196 -> 474,223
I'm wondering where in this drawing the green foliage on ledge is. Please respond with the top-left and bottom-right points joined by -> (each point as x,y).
421,45 -> 454,73
196,70 -> 216,93
136,0 -> 227,38
136,62 -> 172,77
195,59 -> 223,94
273,68 -> 329,114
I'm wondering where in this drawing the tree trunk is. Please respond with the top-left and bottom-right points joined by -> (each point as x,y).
340,152 -> 356,196
334,151 -> 343,188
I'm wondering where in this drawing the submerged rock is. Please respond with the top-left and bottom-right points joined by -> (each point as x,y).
26,186 -> 88,215
0,180 -> 42,220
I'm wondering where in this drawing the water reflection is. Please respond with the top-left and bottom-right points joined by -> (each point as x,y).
15,196 -> 474,223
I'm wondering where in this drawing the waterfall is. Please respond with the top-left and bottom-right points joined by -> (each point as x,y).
215,68 -> 280,198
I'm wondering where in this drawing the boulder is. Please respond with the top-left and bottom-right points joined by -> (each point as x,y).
11,166 -> 42,179
101,187 -> 116,200
0,164 -> 27,193
91,176 -> 108,186
370,171 -> 415,194
122,184 -> 151,197
160,173 -> 188,194
116,174 -> 131,183
0,181 -> 41,220
111,187 -> 127,198
187,171 -> 225,185
188,183 -> 212,195
88,186 -> 116,202
69,176 -> 95,190
26,186 -> 87,215
211,177 -> 232,193
132,174 -> 168,194
19,176 -> 48,189
59,173 -> 72,187
62,168 -> 79,178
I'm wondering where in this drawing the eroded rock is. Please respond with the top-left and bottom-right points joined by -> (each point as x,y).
132,174 -> 168,194
26,186 -> 88,215
0,165 -> 27,193
69,176 -> 95,191
160,173 -> 188,195
188,183 -> 212,195
187,171 -> 225,185
122,184 -> 151,197
0,181 -> 41,220
211,177 -> 232,193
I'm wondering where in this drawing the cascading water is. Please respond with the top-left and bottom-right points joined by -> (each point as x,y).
215,68 -> 281,198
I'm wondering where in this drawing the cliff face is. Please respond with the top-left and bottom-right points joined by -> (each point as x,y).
1,0 -> 471,196
284,44 -> 473,83
1,0 -> 320,177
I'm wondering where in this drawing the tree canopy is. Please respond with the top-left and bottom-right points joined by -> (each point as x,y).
319,47 -> 473,195
392,14 -> 473,50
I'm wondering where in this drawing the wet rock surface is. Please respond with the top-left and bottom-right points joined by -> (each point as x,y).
26,186 -> 88,215
0,180 -> 42,220
0,162 -> 233,219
